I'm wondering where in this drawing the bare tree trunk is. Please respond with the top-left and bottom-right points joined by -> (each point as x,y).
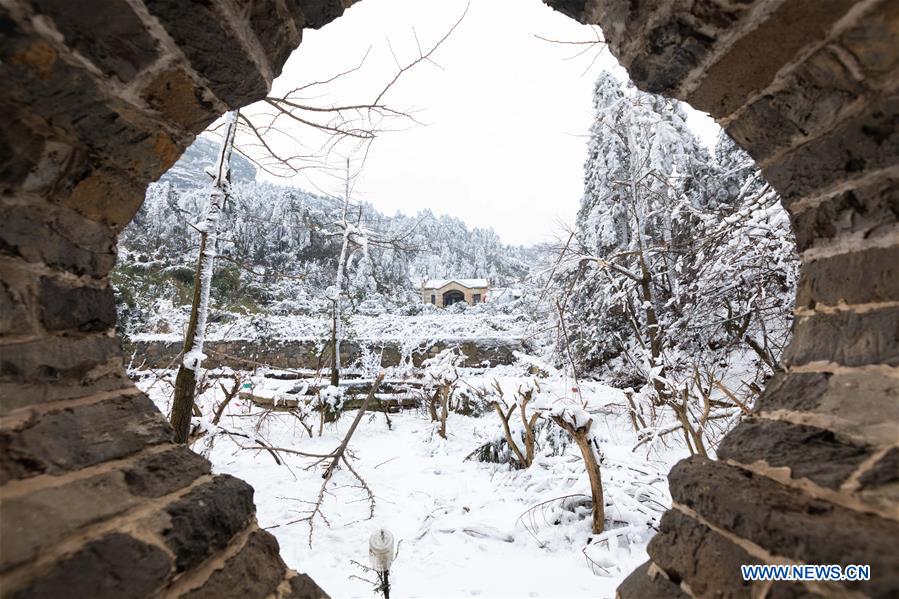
212,376 -> 242,425
427,389 -> 440,422
437,384 -> 450,439
170,110 -> 238,444
492,402 -> 527,465
553,415 -> 605,534
322,373 -> 385,480
330,303 -> 339,387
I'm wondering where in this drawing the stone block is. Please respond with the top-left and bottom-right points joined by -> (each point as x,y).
858,447 -> 899,490
7,534 -> 171,599
62,165 -> 151,232
163,475 -> 255,572
295,0 -> 349,30
0,269 -> 37,337
669,457 -> 899,597
32,0 -> 159,83
764,96 -> 899,206
717,418 -> 871,489
616,560 -> 689,599
797,246 -> 899,308
754,372 -> 832,412
286,573 -> 330,599
0,202 -> 117,276
648,509 -> 761,597
123,445 -> 210,498
245,0 -> 302,71
755,371 -> 899,447
143,0 -> 268,107
839,0 -> 899,81
39,278 -> 116,333
182,531 -> 286,599
2,471 -> 135,571
0,393 -> 171,483
0,334 -> 122,386
785,306 -> 899,367
687,0 -> 858,117
140,67 -> 216,135
726,45 -> 864,164
791,177 -> 899,254
0,446 -> 208,572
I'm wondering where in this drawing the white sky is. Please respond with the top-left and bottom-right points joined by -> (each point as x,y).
259,0 -> 720,245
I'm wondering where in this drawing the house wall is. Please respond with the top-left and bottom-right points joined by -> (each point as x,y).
421,282 -> 490,307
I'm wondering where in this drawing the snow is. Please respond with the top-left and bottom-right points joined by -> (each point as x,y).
139,367 -> 685,599
423,278 -> 490,289
131,310 -> 530,344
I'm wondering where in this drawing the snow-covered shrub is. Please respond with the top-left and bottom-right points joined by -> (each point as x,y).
449,385 -> 490,417
315,385 -> 346,425
447,300 -> 468,314
422,348 -> 466,439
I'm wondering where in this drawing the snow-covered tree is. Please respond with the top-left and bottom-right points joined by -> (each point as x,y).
553,72 -> 798,453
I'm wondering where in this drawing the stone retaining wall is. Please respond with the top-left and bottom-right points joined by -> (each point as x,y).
125,338 -> 523,371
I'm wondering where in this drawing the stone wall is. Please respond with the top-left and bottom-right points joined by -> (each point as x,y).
126,338 -> 523,371
1,0 -> 896,597
550,1 -> 898,597
0,1 -> 353,596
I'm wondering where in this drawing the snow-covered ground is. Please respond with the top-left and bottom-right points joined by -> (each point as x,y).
139,366 -> 688,598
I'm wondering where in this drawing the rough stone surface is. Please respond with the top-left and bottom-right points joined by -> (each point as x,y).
7,534 -> 171,599
754,371 -> 899,446
670,457 -> 899,597
1,470 -> 142,572
648,509 -> 762,597
32,0 -> 159,83
143,0 -> 269,108
181,531 -> 286,599
0,393 -> 172,483
785,306 -> 899,367
0,203 -> 117,276
163,475 -> 256,572
286,573 -> 332,599
791,177 -> 899,254
123,445 -> 210,497
616,560 -> 689,599
687,0 -> 857,117
0,334 -> 122,387
858,447 -> 899,490
140,67 -> 218,135
717,418 -> 872,489
796,246 -> 899,307
1,446 -> 209,572
726,44 -> 867,165
39,278 -> 116,332
295,0 -> 350,30
764,95 -> 899,205
753,372 -> 832,413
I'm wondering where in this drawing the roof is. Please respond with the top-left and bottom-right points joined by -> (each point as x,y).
423,278 -> 489,289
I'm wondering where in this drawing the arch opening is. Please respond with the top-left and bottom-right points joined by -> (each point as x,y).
1,0 -> 896,597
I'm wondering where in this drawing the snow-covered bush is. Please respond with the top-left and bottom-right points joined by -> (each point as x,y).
421,348 -> 466,439
315,385 -> 346,426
